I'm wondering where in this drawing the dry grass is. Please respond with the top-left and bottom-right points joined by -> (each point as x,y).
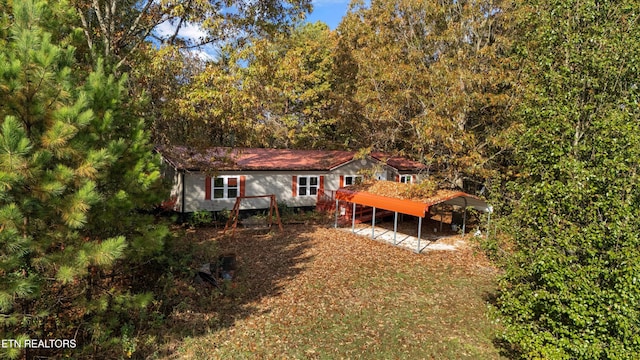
150,224 -> 504,359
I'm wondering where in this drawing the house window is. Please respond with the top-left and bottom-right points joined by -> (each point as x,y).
213,176 -> 239,199
344,175 -> 363,186
399,175 -> 413,184
298,176 -> 318,196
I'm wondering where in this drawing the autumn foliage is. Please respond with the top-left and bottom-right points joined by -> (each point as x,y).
3,0 -> 640,357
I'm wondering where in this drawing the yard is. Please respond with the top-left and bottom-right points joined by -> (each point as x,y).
152,222 -> 505,359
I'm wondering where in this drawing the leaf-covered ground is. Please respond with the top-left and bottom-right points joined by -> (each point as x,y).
157,224 -> 504,359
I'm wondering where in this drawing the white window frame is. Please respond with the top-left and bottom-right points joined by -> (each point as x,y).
213,176 -> 240,199
399,175 -> 413,184
298,176 -> 319,196
344,175 -> 363,186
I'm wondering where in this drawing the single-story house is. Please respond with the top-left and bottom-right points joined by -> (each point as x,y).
157,146 -> 428,213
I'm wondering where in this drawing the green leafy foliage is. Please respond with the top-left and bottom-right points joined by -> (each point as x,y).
495,0 -> 640,356
188,210 -> 214,227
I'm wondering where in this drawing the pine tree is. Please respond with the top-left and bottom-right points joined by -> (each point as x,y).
0,1 -> 168,357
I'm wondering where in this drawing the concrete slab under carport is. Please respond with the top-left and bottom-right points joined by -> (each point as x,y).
334,186 -> 492,254
338,223 -> 467,254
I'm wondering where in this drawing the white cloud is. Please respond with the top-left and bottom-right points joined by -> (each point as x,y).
154,19 -> 219,61
176,22 -> 210,41
155,19 -> 208,42
154,20 -> 176,38
312,0 -> 350,6
183,47 -> 217,62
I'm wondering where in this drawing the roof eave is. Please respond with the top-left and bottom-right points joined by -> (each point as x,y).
328,158 -> 361,171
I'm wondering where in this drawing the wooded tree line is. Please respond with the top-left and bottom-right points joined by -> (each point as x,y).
1,0 -> 639,357
150,0 -> 516,189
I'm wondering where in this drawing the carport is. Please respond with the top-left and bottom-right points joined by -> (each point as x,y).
334,188 -> 493,253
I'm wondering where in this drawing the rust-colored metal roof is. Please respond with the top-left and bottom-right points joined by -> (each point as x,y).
158,146 -> 429,172
158,146 -> 357,171
336,185 -> 491,217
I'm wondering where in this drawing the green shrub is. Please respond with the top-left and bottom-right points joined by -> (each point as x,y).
189,210 -> 214,227
277,201 -> 295,218
495,0 -> 640,354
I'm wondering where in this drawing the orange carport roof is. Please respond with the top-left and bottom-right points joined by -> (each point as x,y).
336,188 -> 431,217
335,188 -> 491,218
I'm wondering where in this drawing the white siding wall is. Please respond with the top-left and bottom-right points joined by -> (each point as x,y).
179,157 -> 421,212
329,158 -> 393,188
184,171 -> 327,212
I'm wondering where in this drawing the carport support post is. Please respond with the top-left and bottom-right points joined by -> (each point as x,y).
393,212 -> 398,245
334,199 -> 339,228
352,202 -> 356,233
371,207 -> 376,239
462,198 -> 468,236
416,217 -> 423,253
439,204 -> 444,232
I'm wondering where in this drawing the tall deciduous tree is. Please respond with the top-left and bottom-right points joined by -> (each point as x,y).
0,1 -> 168,357
64,0 -> 313,148
131,44 -> 211,146
335,0 -> 515,187
71,0 -> 312,70
496,0 -> 640,357
234,21 -> 338,148
154,22 -> 340,149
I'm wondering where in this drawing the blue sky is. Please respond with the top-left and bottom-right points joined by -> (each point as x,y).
305,0 -> 351,29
